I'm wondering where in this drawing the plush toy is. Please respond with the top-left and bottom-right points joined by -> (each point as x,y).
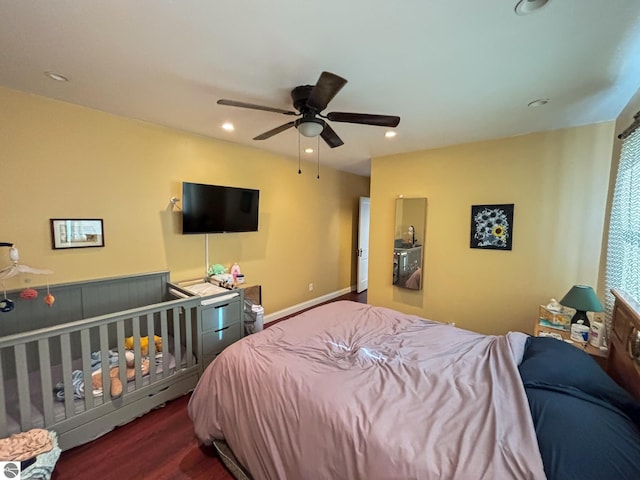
124,335 -> 162,357
91,351 -> 150,399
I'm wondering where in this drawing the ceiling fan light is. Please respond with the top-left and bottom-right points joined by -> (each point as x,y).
298,120 -> 324,137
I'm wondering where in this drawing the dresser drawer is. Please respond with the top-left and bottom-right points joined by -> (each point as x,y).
202,320 -> 242,356
200,299 -> 242,333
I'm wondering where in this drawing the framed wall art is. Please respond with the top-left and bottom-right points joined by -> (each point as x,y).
50,219 -> 105,249
470,204 -> 514,250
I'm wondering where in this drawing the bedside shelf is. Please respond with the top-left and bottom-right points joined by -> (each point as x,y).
533,322 -> 608,368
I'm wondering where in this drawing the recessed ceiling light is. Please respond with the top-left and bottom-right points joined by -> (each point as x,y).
385,131 -> 397,138
222,122 -> 234,131
515,0 -> 549,16
304,148 -> 314,154
528,98 -> 550,107
44,71 -> 69,82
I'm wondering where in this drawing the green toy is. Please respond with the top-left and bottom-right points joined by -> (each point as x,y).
208,264 -> 226,276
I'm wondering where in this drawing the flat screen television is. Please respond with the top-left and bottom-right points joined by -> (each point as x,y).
182,182 -> 260,234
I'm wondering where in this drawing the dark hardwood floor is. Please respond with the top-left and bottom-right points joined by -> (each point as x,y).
52,290 -> 366,480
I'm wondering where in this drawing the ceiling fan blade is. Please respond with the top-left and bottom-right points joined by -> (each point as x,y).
217,99 -> 297,116
253,121 -> 296,140
320,123 -> 344,148
306,72 -> 347,112
326,112 -> 400,127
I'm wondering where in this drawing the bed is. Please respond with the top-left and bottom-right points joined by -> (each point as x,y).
188,290 -> 640,480
0,272 -> 229,451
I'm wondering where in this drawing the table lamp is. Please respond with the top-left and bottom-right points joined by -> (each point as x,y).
559,285 -> 603,328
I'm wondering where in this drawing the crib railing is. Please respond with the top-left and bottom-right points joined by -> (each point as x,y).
0,295 -> 202,438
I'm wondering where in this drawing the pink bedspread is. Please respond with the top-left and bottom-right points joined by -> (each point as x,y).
189,301 -> 545,480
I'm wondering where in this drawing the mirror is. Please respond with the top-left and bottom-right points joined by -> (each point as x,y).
393,197 -> 427,290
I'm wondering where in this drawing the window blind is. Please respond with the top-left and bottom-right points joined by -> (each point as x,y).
605,127 -> 640,332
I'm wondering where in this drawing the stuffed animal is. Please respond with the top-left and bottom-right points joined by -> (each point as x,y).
91,352 -> 150,399
124,335 -> 162,357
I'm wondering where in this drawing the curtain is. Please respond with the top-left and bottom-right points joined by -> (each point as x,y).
605,127 -> 640,331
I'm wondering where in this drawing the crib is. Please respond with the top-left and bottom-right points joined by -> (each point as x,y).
0,271 -> 226,451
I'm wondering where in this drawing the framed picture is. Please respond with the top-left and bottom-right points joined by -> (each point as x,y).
470,204 -> 514,250
50,219 -> 105,249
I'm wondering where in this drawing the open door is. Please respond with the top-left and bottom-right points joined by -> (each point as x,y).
357,197 -> 370,293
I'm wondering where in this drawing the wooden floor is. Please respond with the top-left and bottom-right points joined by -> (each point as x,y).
52,290 -> 366,480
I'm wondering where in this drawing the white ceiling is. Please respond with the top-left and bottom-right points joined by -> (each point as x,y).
1,1 -> 640,176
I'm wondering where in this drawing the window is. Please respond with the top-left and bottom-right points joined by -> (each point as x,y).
605,127 -> 640,326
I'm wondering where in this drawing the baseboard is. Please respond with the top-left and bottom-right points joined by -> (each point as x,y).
264,285 -> 356,324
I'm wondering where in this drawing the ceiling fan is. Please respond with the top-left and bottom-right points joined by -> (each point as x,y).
217,71 -> 400,148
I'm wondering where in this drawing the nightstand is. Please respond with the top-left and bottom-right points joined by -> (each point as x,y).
533,321 -> 608,369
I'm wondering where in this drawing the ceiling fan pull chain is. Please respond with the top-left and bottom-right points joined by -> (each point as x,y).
298,129 -> 302,175
317,135 -> 320,179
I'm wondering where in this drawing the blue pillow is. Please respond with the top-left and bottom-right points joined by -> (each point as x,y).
519,336 -> 640,426
526,387 -> 640,480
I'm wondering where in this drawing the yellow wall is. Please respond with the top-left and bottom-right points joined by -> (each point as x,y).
0,87 -> 369,314
369,124 -> 614,335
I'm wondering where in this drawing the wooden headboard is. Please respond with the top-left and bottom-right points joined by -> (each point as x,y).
608,289 -> 640,400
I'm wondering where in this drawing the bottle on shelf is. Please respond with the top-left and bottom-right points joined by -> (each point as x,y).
230,263 -> 241,283
589,321 -> 605,348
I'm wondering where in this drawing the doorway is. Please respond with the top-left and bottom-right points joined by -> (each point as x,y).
357,196 -> 370,293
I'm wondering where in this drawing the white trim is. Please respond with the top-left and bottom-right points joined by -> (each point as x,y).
264,285 -> 355,323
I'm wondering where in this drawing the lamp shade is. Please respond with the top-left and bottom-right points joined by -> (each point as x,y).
560,285 -> 603,313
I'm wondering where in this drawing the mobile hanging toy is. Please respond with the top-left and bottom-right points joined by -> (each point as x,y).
0,242 -> 54,311
45,285 -> 55,307
0,287 -> 13,313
